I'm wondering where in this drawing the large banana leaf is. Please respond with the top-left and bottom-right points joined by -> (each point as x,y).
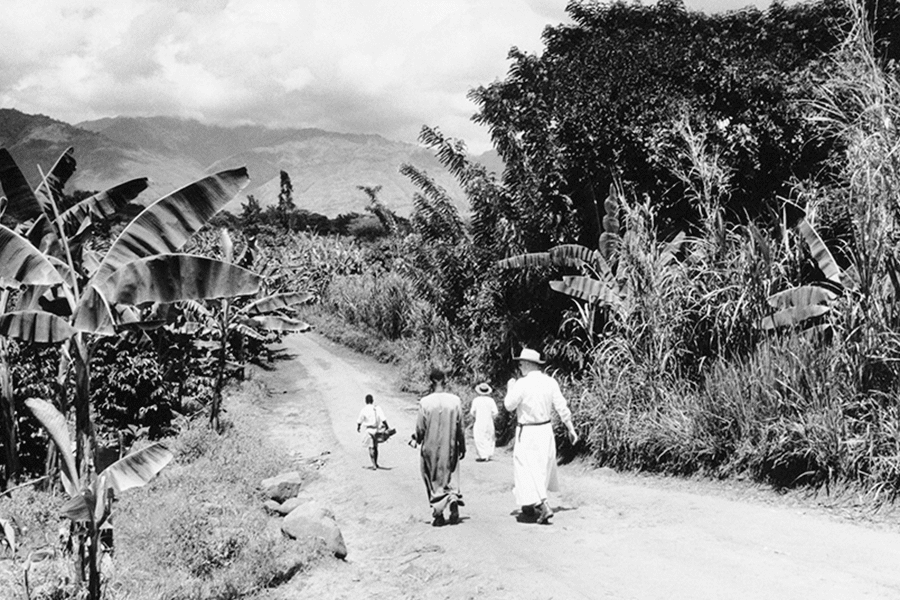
766,285 -> 838,310
59,443 -> 173,525
497,251 -> 551,269
92,442 -> 173,526
247,315 -> 311,332
233,323 -> 266,340
550,275 -> 623,308
498,244 -> 602,270
60,488 -> 95,523
761,304 -> 831,330
243,292 -> 314,315
34,147 -> 76,220
0,149 -> 43,223
46,256 -> 77,290
656,231 -> 686,270
0,224 -> 65,287
97,254 -> 260,306
25,214 -> 62,259
55,177 -> 149,239
93,167 -> 250,283
101,442 -> 173,494
797,219 -> 843,286
23,398 -> 79,497
0,311 -> 75,343
71,285 -> 116,335
550,244 -> 603,268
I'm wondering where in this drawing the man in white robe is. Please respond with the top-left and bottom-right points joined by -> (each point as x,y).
504,348 -> 578,524
470,382 -> 498,461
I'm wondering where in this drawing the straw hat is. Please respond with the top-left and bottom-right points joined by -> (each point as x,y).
475,382 -> 492,395
513,348 -> 545,364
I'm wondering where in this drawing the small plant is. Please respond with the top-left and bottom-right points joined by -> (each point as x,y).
25,397 -> 173,600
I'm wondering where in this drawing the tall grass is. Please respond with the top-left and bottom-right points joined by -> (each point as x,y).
314,270 -> 471,389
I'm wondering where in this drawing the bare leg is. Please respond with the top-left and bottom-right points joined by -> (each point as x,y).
369,440 -> 379,469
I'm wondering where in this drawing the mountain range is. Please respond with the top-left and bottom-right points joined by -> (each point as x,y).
0,108 -> 503,217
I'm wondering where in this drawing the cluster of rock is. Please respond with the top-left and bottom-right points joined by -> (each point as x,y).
260,471 -> 347,559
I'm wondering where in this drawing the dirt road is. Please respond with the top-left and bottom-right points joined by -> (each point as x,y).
252,332 -> 900,600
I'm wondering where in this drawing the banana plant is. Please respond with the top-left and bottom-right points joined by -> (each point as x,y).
0,148 -> 263,600
0,218 -> 72,489
25,397 -> 172,600
497,184 -> 685,345
175,229 -> 313,430
497,185 -> 629,326
0,148 -> 259,476
760,202 -> 858,331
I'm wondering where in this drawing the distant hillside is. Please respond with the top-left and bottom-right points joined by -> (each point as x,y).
0,109 -> 503,217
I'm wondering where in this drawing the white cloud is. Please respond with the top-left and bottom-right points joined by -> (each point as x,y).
0,0 -> 775,154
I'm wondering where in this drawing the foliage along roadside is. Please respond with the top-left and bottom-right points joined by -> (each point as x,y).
0,379 -> 322,600
251,1 -> 900,502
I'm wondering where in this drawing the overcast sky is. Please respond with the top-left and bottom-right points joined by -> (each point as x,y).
0,0 -> 781,154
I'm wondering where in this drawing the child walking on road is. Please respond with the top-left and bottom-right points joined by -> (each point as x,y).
356,394 -> 393,469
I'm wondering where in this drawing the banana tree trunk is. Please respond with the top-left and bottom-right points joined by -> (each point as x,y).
209,300 -> 230,432
87,528 -> 101,600
73,335 -> 97,479
0,338 -> 17,490
44,442 -> 58,492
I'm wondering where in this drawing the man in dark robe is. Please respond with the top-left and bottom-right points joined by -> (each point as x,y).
413,367 -> 466,526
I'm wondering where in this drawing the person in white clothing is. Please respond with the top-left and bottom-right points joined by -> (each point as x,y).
504,348 -> 578,524
356,394 -> 390,469
470,382 -> 499,461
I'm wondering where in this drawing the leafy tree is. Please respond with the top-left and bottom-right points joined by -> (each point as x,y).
240,193 -> 263,237
358,184 -> 400,236
276,170 -> 296,231
469,0 -> 848,242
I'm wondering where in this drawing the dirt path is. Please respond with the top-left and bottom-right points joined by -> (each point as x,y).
250,332 -> 900,600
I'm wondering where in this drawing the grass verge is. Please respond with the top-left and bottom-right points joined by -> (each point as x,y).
0,378 -> 325,600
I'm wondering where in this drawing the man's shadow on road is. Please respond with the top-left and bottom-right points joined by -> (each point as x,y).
511,505 -> 576,524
